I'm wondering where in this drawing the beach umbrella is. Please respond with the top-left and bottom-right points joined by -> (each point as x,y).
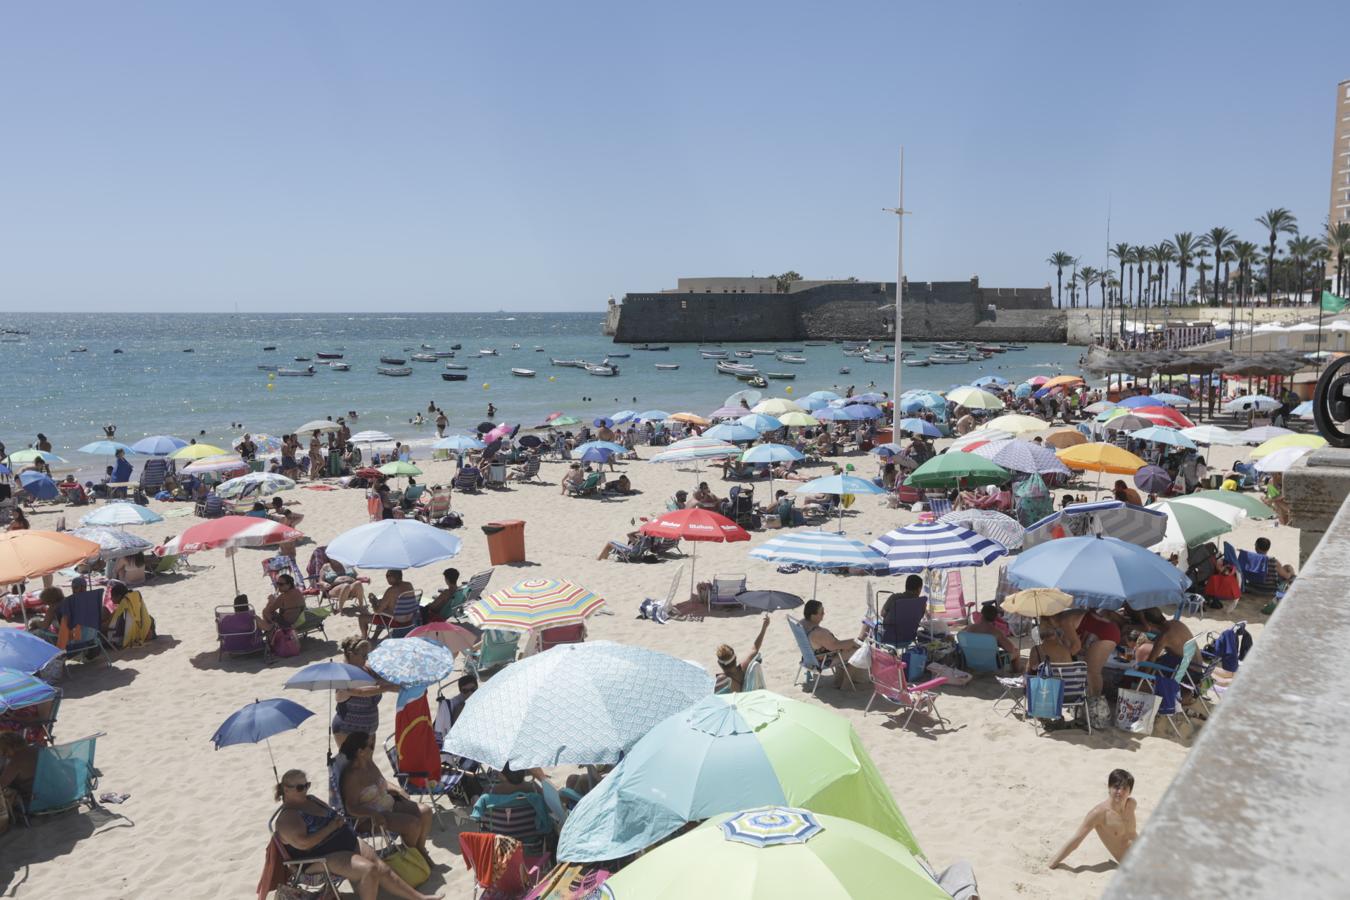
18,472 -> 59,501
869,442 -> 908,458
475,421 -> 497,435
575,440 -> 626,456
592,417 -> 615,428
1293,400 -> 1314,418
946,386 -> 1004,410
1023,500 -> 1168,549
592,806 -> 944,900
1130,406 -> 1194,429
938,509 -> 1025,550
326,519 -> 462,570
810,406 -> 853,422
669,412 -> 711,427
1186,489 -> 1274,519
949,429 -> 1012,451
378,461 -> 422,487
1000,588 -> 1075,618
444,641 -> 713,768
467,578 -> 606,634
848,392 -> 887,405
170,443 -> 230,461
735,590 -> 804,611
869,522 -> 1007,575
296,420 -> 342,434
794,474 -> 887,532
1013,382 -> 1034,398
1148,499 -> 1243,555
640,509 -> 749,597
183,455 -> 250,476
1250,433 -> 1327,458
558,691 -> 919,864
634,410 -> 671,423
0,531 -> 100,584
233,434 -> 284,455
1131,426 -> 1196,450
740,444 -> 803,465
1254,446 -> 1312,473
1180,425 -> 1244,446
708,405 -> 747,420
752,398 -> 805,416
1132,465 -> 1175,495
611,410 -> 637,424
704,423 -> 761,443
968,439 -> 1071,476
748,532 -> 888,599
1117,395 -> 1165,409
349,430 -> 393,444
1042,375 -> 1085,390
130,435 -> 187,456
897,418 -> 941,438
433,434 -> 485,453
972,375 -> 1009,387
1005,535 -> 1190,610
284,660 -> 376,756
1149,392 -> 1192,407
841,404 -> 884,421
650,443 -> 742,465
0,630 -> 61,675
1056,443 -> 1146,477
5,449 -> 67,466
725,389 -> 762,408
805,390 -> 842,403
215,472 -> 296,501
737,413 -> 783,433
1084,401 -> 1117,415
406,622 -> 478,655
898,390 -> 945,414
905,452 -> 1010,489
366,637 -> 456,687
0,667 -> 58,714
776,411 -> 820,428
69,526 -> 155,560
1223,394 -> 1281,413
170,515 -> 304,591
1044,429 -> 1087,449
1239,425 -> 1294,444
548,416 -> 582,428
579,447 -> 613,464
1101,414 -> 1150,432
211,697 -> 314,780
77,440 -> 135,456
977,414 -> 1049,435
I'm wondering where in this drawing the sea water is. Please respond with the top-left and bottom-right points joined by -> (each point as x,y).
0,312 -> 1086,470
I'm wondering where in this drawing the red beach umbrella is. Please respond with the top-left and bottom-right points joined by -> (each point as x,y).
639,509 -> 749,601
1132,405 -> 1194,429
168,515 -> 305,592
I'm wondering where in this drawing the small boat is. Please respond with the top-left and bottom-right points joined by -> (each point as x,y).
635,344 -> 670,351
294,356 -> 312,362
411,354 -> 438,363
842,348 -> 865,357
551,358 -> 587,368
976,344 -> 1005,354
534,346 -> 545,352
766,372 -> 797,380
450,343 -> 462,350
277,366 -> 316,376
1003,343 -> 1027,350
862,353 -> 892,363
927,354 -> 968,365
510,343 -> 521,350
605,352 -> 630,358
433,351 -> 456,358
182,348 -> 194,353
511,368 -> 536,377
735,350 -> 755,359
421,343 -> 435,350
776,347 -> 804,353
257,364 -> 278,371
716,361 -> 759,376
903,358 -> 931,367
804,341 -> 829,346
838,366 -> 851,374
586,363 -> 619,376
316,352 -> 343,359
379,356 -> 406,365
748,349 -> 776,356
776,354 -> 807,364
378,366 -> 413,376
328,361 -> 350,371
654,363 -> 680,371
444,363 -> 467,370
479,348 -> 499,356
745,375 -> 768,388
262,345 -> 276,351
441,372 -> 467,381
700,350 -> 729,359
70,347 -> 88,353
112,348 -> 123,354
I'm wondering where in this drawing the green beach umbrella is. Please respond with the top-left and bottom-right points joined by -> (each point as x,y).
904,451 -> 1009,489
593,806 -> 946,900
558,691 -> 918,863
1185,489 -> 1274,520
1148,499 -> 1240,554
377,460 -> 422,487
549,415 -> 582,427
5,449 -> 67,466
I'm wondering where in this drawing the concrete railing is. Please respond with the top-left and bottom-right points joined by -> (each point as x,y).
1103,450 -> 1350,897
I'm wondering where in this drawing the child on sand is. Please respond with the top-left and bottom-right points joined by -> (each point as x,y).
1049,769 -> 1138,869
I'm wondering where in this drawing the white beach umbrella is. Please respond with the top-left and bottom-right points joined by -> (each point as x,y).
349,430 -> 393,444
296,420 -> 343,434
1253,446 -> 1311,473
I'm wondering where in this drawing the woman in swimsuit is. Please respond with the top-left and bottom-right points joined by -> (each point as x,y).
338,732 -> 434,863
274,769 -> 440,900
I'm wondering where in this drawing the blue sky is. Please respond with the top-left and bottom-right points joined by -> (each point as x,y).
1,1 -> 1346,312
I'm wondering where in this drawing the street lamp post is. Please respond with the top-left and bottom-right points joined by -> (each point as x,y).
883,148 -> 908,434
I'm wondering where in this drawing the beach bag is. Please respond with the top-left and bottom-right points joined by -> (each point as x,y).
383,846 -> 430,887
1026,673 -> 1064,720
848,641 -> 872,670
901,646 -> 928,682
270,626 -> 300,658
1114,688 -> 1160,734
435,513 -> 463,530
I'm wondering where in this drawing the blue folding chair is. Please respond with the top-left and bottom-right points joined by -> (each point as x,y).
786,616 -> 853,695
23,731 -> 106,819
61,590 -> 113,667
956,631 -> 1006,674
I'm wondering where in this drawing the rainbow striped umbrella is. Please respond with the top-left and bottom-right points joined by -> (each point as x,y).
0,666 -> 58,713
468,578 -> 606,632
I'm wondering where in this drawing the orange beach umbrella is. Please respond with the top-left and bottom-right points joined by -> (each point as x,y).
1056,443 -> 1147,475
0,530 -> 102,585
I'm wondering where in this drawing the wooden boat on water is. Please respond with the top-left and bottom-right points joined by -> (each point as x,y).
765,372 -> 796,380
903,358 -> 931,367
433,351 -> 456,358
316,352 -> 343,359
551,358 -> 587,368
411,354 -> 439,363
444,363 -> 468,370
294,356 -> 312,361
277,366 -> 316,376
635,344 -> 670,351
379,356 -> 406,365
776,354 -> 807,364
479,348 -> 499,356
804,341 -> 829,346
262,345 -> 276,351
654,363 -> 680,370
378,366 -> 413,376
328,362 -> 350,371
586,363 -> 619,376
700,350 -> 729,359
511,368 -> 536,377
734,350 -> 755,358
862,353 -> 892,363
717,361 -> 758,376
441,372 -> 467,381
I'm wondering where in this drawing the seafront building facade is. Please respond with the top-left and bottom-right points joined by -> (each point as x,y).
1332,79 -> 1350,238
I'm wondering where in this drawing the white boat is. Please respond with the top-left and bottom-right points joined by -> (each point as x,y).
654,363 -> 680,370
734,350 -> 755,358
927,354 -> 967,365
903,358 -> 930,367
411,353 -> 438,362
479,349 -> 499,356
70,346 -> 88,353
700,350 -> 728,359
433,351 -> 456,358
586,363 -> 619,376
862,353 -> 892,363
420,343 -> 435,350
277,366 -> 316,376
511,343 -> 521,350
256,364 -> 278,371
841,348 -> 865,356
748,349 -> 776,356
444,363 -> 468,370
550,358 -> 587,368
776,354 -> 807,364
328,361 -> 350,371
378,366 -> 413,376
716,361 -> 758,376
511,368 -> 536,377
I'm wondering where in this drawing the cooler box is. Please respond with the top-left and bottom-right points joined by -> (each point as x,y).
482,519 -> 526,565
873,427 -> 894,445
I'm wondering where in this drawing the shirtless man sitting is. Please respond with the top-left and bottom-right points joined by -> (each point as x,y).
360,569 -> 416,639
1049,769 -> 1138,870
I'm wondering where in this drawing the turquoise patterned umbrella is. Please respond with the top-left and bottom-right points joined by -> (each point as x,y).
722,807 -> 824,848
366,638 -> 455,687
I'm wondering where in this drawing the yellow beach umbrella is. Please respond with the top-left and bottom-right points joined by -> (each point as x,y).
1042,375 -> 1085,390
1002,588 -> 1074,618
669,412 -> 711,427
753,398 -> 806,416
946,386 -> 1004,410
1250,433 -> 1327,459
170,442 -> 231,460
1056,442 -> 1146,475
977,414 -> 1049,436
777,411 -> 820,427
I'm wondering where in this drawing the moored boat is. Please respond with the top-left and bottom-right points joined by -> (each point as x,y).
700,350 -> 729,359
745,375 -> 768,388
804,341 -> 829,346
734,350 -> 755,358
316,352 -> 343,359
328,362 -> 350,371
444,363 -> 468,370
550,358 -> 587,368
479,348 -> 499,356
277,366 -> 316,376
433,351 -> 456,358
379,356 -> 406,365
903,358 -> 931,367
838,366 -> 851,374
294,356 -> 312,361
411,354 -> 438,362
441,372 -> 467,381
716,361 -> 758,376
586,363 -> 619,376
654,363 -> 680,370
511,368 -> 536,377
776,354 -> 807,364
256,364 -> 278,371
635,344 -> 670,351
862,353 -> 892,363
765,372 -> 796,380
378,366 -> 413,376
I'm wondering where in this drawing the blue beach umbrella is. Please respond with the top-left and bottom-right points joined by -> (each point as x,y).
18,472 -> 59,502
973,375 -> 1009,387
575,440 -> 626,456
77,441 -> 136,456
326,519 -> 462,570
897,418 -> 941,438
70,526 -> 155,560
611,410 -> 638,425
841,404 -> 884,420
593,417 -> 615,428
749,531 -> 889,597
1150,393 -> 1192,407
804,391 -> 841,403
794,474 -> 887,497
811,406 -> 853,422
737,413 -> 783,433
869,522 -> 1007,575
1005,535 -> 1190,610
1014,383 -> 1034,398
635,410 -> 672,423
0,666 -> 58,713
869,443 -> 909,458
705,423 -> 760,443
799,397 -> 832,412
740,444 -> 804,465
0,630 -> 61,675
1130,426 -> 1196,450
211,697 -> 314,779
80,502 -> 165,527
130,435 -> 188,456
1117,395 -> 1162,409
1293,400 -> 1313,418
580,447 -> 614,464
849,392 -> 887,405
433,434 -> 486,453
367,637 -> 456,687
284,661 -> 376,755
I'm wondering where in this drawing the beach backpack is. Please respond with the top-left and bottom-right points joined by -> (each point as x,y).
270,626 -> 300,658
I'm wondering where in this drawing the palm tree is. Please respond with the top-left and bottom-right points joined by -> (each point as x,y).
1286,234 -> 1319,304
1047,252 -> 1074,310
1156,242 -> 1177,314
1200,227 -> 1234,306
1077,267 -> 1098,316
1172,232 -> 1198,311
1326,221 -> 1350,296
1110,243 -> 1132,340
1256,208 -> 1298,307
1234,240 -> 1261,347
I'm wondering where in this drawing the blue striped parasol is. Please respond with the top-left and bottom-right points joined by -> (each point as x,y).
722,807 -> 825,847
869,522 -> 1008,574
0,667 -> 57,713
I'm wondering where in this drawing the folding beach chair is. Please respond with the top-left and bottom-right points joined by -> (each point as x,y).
865,643 -> 948,728
538,623 -> 586,652
460,831 -> 538,900
955,631 -> 1006,674
369,591 -> 421,640
268,808 -> 349,898
457,568 -> 494,615
470,793 -> 555,862
21,731 -> 106,820
60,590 -> 113,668
931,570 -> 973,628
215,604 -> 268,661
639,565 -> 687,623
383,733 -> 458,823
566,472 -> 602,498
604,533 -> 655,563
786,615 -> 853,695
513,455 -> 543,484
710,573 -> 746,611
454,467 -> 482,494
416,488 -> 453,523
465,630 -> 520,677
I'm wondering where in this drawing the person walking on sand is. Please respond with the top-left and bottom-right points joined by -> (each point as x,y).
1049,769 -> 1138,870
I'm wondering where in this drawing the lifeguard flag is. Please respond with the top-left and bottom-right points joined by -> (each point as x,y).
1322,291 -> 1347,313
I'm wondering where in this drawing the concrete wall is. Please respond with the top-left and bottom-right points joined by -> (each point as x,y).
674,277 -> 779,293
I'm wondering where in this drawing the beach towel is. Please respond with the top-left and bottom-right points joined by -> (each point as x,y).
109,589 -> 155,648
394,694 -> 439,789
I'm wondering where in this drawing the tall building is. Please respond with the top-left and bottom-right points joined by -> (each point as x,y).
1332,79 -> 1350,233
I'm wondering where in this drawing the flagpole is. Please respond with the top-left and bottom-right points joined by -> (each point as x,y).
885,148 -> 907,434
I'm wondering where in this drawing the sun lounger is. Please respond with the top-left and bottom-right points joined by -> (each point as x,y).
865,643 -> 948,728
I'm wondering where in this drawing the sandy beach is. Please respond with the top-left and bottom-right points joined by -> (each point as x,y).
2,434 -> 1284,900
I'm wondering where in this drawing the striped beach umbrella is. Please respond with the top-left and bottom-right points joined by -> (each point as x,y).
1023,500 -> 1167,549
70,526 -> 155,560
651,442 -> 741,464
366,637 -> 456,687
0,666 -> 58,713
949,429 -> 1012,452
216,472 -> 297,500
869,522 -> 1007,574
723,808 -> 824,848
80,502 -> 165,527
468,578 -> 606,633
750,532 -> 887,599
968,439 -> 1071,476
938,509 -> 1025,550
349,430 -> 394,444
